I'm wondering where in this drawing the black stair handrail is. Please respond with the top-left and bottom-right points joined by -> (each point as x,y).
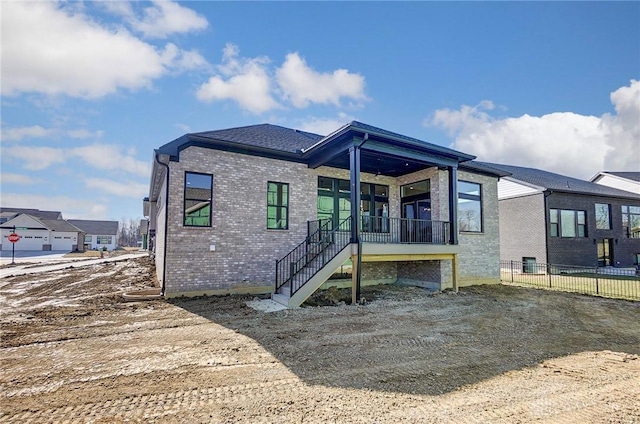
275,216 -> 351,297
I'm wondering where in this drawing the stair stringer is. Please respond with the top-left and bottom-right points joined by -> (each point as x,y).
286,245 -> 352,308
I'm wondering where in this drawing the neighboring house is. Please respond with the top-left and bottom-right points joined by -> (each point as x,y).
144,121 -> 506,307
140,219 -> 149,249
68,220 -> 119,251
0,207 -> 63,223
481,163 -> 640,269
590,172 -> 640,195
0,213 -> 83,252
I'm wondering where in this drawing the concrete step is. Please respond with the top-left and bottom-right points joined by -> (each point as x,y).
271,293 -> 289,307
278,286 -> 291,296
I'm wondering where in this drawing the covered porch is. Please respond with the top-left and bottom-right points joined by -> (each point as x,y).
272,122 -> 477,307
302,122 -> 473,303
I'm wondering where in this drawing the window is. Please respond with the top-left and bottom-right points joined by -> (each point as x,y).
361,181 -> 389,232
549,209 -> 586,238
458,181 -> 482,232
267,182 -> 289,230
184,172 -> 213,227
317,177 -> 388,230
622,205 -> 640,238
522,257 -> 537,274
595,203 -> 611,230
97,236 -> 112,244
84,235 -> 92,243
633,253 -> 640,265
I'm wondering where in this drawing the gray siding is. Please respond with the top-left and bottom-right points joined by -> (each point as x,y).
498,193 -> 547,263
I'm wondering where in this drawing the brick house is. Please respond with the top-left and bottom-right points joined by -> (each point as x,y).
143,121 -> 506,306
482,163 -> 640,269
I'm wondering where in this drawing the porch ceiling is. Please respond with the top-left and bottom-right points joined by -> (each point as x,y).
318,150 -> 437,177
303,122 -> 474,176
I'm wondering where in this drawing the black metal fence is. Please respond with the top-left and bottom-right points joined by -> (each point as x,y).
500,260 -> 640,301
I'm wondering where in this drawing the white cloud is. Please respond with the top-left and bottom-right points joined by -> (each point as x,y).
276,53 -> 368,108
67,129 -> 104,139
127,1 -> 208,39
70,145 -> 151,178
174,123 -> 192,133
2,144 -> 150,177
1,1 -> 207,99
0,193 -> 108,220
296,113 -> 355,136
0,173 -> 42,185
601,80 -> 640,171
2,146 -> 67,170
425,80 -> 640,179
85,178 -> 148,199
196,44 -> 280,114
1,125 -> 56,142
196,45 -> 369,114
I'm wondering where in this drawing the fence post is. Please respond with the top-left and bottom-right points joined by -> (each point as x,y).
510,260 -> 514,283
595,266 -> 599,295
548,263 -> 552,288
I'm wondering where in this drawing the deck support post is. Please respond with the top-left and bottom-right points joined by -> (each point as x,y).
452,254 -> 458,292
349,140 -> 364,303
448,165 -> 458,245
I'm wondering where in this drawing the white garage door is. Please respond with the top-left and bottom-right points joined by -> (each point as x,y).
2,235 -> 44,251
51,236 -> 74,251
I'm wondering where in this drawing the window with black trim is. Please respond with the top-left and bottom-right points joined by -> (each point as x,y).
549,209 -> 586,237
622,205 -> 640,238
267,182 -> 289,230
184,172 -> 213,227
595,203 -> 611,230
458,181 -> 482,232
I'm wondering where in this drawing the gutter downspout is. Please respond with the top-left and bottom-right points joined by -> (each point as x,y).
154,151 -> 170,297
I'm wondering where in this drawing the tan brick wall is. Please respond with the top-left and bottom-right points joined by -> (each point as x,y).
451,170 -> 501,286
158,146 -> 500,295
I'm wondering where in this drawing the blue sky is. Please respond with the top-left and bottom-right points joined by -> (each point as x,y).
1,1 -> 639,221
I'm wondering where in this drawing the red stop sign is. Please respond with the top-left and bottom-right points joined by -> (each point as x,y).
8,233 -> 20,243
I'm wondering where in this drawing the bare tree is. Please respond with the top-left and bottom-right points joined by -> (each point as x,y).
117,217 -> 141,247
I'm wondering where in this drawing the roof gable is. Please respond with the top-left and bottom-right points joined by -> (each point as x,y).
600,172 -> 640,182
0,214 -> 49,230
0,207 -> 63,220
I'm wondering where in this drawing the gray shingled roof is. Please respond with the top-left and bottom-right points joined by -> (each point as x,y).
68,220 -> 119,235
479,162 -> 640,200
42,219 -> 83,232
158,124 -> 323,157
0,207 -> 63,220
602,172 -> 640,182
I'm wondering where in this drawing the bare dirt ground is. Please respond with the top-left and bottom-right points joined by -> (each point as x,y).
1,257 -> 639,423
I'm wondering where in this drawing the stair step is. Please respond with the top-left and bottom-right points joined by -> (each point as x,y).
278,286 -> 291,296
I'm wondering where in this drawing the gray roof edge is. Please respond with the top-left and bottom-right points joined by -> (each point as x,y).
302,121 -> 476,162
482,162 -> 640,200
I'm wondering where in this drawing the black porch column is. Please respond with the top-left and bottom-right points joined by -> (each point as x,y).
448,165 -> 459,245
349,144 -> 362,303
349,145 -> 361,243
